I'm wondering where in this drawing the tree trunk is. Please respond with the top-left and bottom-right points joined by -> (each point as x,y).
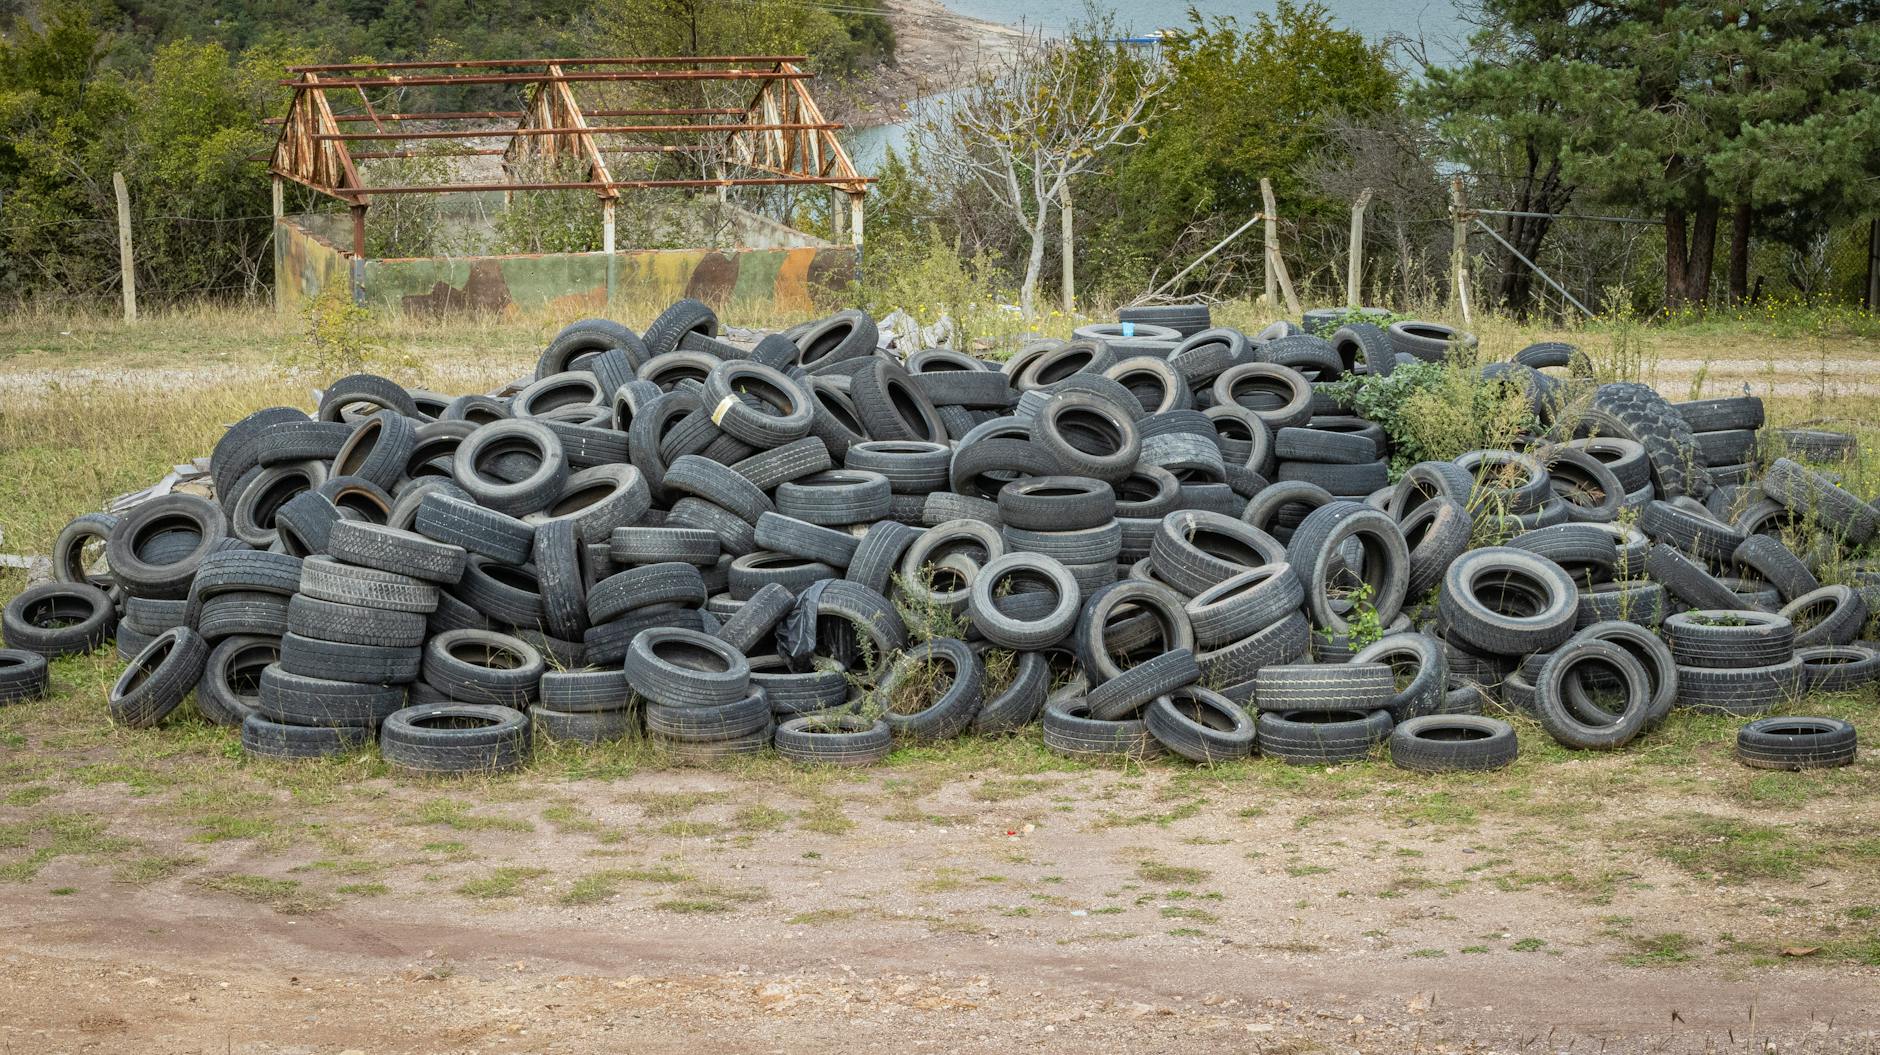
1020,209 -> 1048,322
1665,207 -> 1690,310
1686,198 -> 1719,309
1727,201 -> 1752,304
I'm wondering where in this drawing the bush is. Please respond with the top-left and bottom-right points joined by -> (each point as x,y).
1324,360 -> 1537,473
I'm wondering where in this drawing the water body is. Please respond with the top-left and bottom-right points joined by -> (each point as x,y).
844,0 -> 1470,171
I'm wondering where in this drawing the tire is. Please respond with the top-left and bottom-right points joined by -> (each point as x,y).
1508,523 -> 1619,587
713,582 -> 795,655
1256,708 -> 1392,765
1214,362 -> 1314,431
644,299 -> 720,358
643,689 -> 770,741
1732,534 -> 1820,603
300,555 -> 440,613
1693,428 -> 1757,467
422,628 -> 545,707
1641,544 -> 1738,612
844,440 -> 953,495
241,713 -> 372,760
1184,564 -> 1304,648
1795,644 -> 1880,693
1532,639 -> 1651,749
875,637 -> 982,742
1389,715 -> 1518,772
623,628 -> 751,707
530,704 -> 636,744
967,553 -> 1081,650
1276,459 -> 1390,497
1387,320 -> 1474,362
1538,445 -> 1624,523
1145,687 -> 1255,763
539,667 -> 631,713
1330,323 -> 1394,375
195,591 -> 290,642
849,358 -> 946,442
611,526 -> 720,567
317,373 -> 419,422
997,477 -> 1116,532
327,521 -> 467,584
195,635 -> 277,727
1153,510 -> 1286,597
108,627 -> 209,728
1677,656 -> 1804,716
1455,449 -> 1549,515
1252,661 -> 1395,712
1439,547 -> 1579,655
1772,428 -> 1856,462
453,420 -> 568,517
52,511 -> 121,596
774,713 -> 892,766
274,492 -> 341,558
0,649 -> 52,704
1274,427 -> 1378,465
1638,500 -> 1744,563
211,406 -> 309,496
286,594 -> 426,648
1198,611 -> 1312,687
3,581 -> 116,659
1286,501 -> 1411,634
1353,632 -> 1448,719
1571,620 -> 1678,727
1570,381 -> 1710,499
379,703 -> 530,774
1762,457 -> 1878,545
1087,648 -> 1201,721
776,469 -> 892,526
279,632 -> 422,684
106,494 -> 227,600
750,654 -> 850,716
1073,579 -> 1195,681
1042,699 -> 1165,759
1398,497 -> 1472,599
1735,716 -> 1857,770
587,562 -> 706,624
701,360 -> 815,447
1664,610 -> 1796,669
1674,396 -> 1764,433
1780,585 -> 1868,648
330,411 -> 418,491
844,521 -> 920,596
972,647 -> 1050,734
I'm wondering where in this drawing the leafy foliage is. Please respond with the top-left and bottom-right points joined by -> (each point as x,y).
1323,361 -> 1538,473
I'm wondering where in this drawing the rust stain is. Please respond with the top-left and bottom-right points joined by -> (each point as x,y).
772,247 -> 816,314
685,252 -> 741,306
400,260 -> 513,317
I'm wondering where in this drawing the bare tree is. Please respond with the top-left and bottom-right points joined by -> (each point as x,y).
912,33 -> 1165,321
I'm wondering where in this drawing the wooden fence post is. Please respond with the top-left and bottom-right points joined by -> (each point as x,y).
1260,179 -> 1303,318
1450,175 -> 1472,326
112,171 -> 137,324
1262,183 -> 1279,308
1347,188 -> 1373,308
1060,182 -> 1075,313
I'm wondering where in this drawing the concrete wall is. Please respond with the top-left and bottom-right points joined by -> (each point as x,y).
273,218 -> 857,319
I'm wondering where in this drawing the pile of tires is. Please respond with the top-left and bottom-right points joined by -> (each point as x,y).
4,299 -> 1871,775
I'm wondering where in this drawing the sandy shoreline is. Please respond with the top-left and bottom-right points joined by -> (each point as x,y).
827,0 -> 1024,128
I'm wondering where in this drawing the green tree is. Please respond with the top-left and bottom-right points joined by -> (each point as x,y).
1086,2 -> 1399,295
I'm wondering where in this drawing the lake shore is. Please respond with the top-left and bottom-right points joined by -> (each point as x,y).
826,0 -> 1024,128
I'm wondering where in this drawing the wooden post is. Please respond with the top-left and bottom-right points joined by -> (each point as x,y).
1867,217 -> 1879,312
112,171 -> 136,324
848,192 -> 864,250
1260,179 -> 1303,318
1262,182 -> 1279,308
1347,188 -> 1373,308
602,198 -> 616,255
271,175 -> 283,223
1059,182 -> 1075,313
1450,175 -> 1473,325
349,203 -> 368,307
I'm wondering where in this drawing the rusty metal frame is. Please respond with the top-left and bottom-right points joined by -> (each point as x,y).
267,55 -> 869,256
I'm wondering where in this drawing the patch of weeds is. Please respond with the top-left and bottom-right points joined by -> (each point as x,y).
1645,814 -> 1818,882
196,873 -> 337,914
190,815 -> 275,844
973,778 -> 1051,802
541,803 -> 626,843
655,898 -> 730,914
1286,864 -> 1332,877
1160,906 -> 1218,922
337,882 -> 390,897
732,805 -> 790,832
1511,937 -> 1547,952
0,812 -> 136,881
656,819 -> 724,839
796,797 -> 854,835
1621,932 -> 1694,966
4,785 -> 57,806
1137,860 -> 1209,885
456,866 -> 549,899
1095,798 -> 1205,829
1410,948 -> 1447,959
1167,927 -> 1206,937
787,908 -> 861,926
114,853 -> 199,884
1460,945 -> 1489,954
411,798 -> 533,833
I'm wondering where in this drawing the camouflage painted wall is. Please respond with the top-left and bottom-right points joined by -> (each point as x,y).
274,219 -> 351,316
274,221 -> 857,319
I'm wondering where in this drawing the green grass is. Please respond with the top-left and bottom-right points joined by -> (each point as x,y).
1622,932 -> 1695,967
1136,860 -> 1209,885
196,873 -> 336,914
456,866 -> 549,899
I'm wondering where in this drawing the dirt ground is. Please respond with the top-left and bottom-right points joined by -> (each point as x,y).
826,0 -> 1022,128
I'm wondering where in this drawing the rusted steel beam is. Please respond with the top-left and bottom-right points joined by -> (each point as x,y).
314,122 -> 841,141
336,176 -> 874,195
288,56 -> 807,72
265,108 -> 745,124
350,144 -> 721,159
278,70 -> 812,88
